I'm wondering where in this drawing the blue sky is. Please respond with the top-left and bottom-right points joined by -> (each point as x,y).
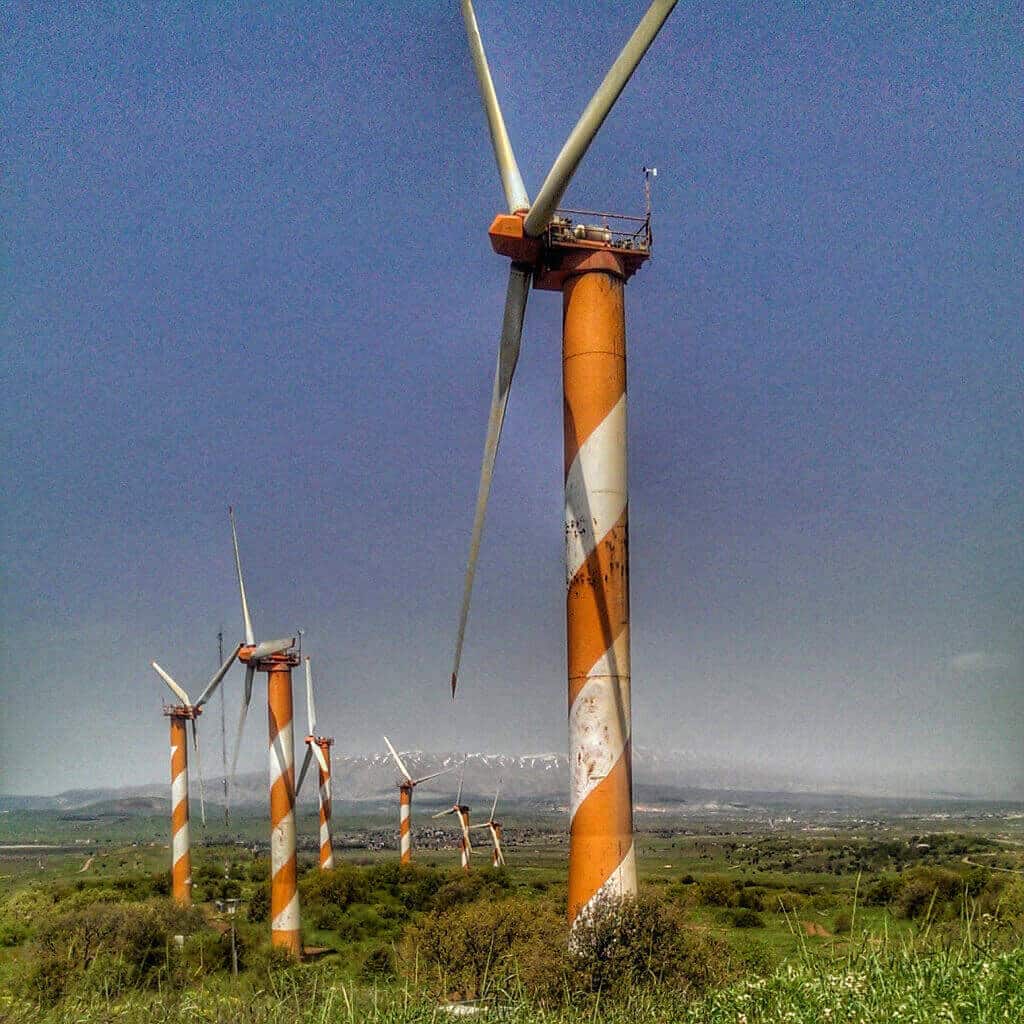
2,2 -> 1021,797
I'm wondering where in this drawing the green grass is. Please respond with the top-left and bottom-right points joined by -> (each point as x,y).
1,940 -> 1020,1022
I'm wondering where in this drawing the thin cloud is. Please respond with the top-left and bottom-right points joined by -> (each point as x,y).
950,651 -> 1013,674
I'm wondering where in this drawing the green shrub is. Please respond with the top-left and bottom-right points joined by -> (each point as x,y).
834,908 -> 853,934
864,875 -> 902,906
246,882 -> 270,923
729,907 -> 765,928
401,895 -> 566,1004
22,899 -> 202,1006
360,945 -> 395,979
897,867 -> 963,919
737,886 -> 766,911
698,875 -> 737,907
570,896 -> 735,999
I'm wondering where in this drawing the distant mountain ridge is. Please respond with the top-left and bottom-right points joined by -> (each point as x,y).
3,748 -> 1011,812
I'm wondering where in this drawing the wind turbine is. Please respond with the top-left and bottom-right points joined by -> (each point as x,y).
469,781 -> 505,867
383,736 -> 454,864
433,763 -> 473,873
151,646 -> 240,904
227,507 -> 303,957
451,0 -> 678,931
296,657 -> 334,871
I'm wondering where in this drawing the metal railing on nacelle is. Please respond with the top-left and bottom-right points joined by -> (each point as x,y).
546,207 -> 652,252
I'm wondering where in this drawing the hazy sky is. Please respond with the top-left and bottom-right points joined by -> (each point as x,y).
2,2 -> 1021,798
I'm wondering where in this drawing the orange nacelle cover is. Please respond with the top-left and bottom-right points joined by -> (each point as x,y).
488,213 -> 542,265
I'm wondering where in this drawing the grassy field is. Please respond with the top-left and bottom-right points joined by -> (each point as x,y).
2,808 -> 1023,1021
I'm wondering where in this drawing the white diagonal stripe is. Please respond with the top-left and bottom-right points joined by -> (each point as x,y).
568,672 -> 631,819
565,394 -> 627,582
271,891 -> 300,932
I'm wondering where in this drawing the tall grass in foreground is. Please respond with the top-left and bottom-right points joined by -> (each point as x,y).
2,939 -> 1021,1024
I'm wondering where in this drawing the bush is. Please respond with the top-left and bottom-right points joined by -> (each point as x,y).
23,899 -> 203,1006
737,887 -> 766,911
247,882 -> 270,923
897,867 -> 963,920
729,908 -> 765,928
401,895 -> 567,1004
698,875 -> 737,907
834,908 -> 853,934
864,875 -> 902,906
570,896 -> 736,999
361,945 -> 395,979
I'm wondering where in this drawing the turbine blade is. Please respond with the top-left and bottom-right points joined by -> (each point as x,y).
490,779 -> 501,821
461,0 -> 529,212
304,657 -> 317,735
494,829 -> 505,865
411,765 -> 456,786
460,813 -> 473,852
228,664 -> 256,801
191,719 -> 206,828
383,735 -> 413,782
229,506 -> 255,646
249,637 -> 295,661
432,807 -> 456,819
312,743 -> 329,775
456,760 -> 466,806
152,662 -> 191,707
296,743 -> 314,797
523,0 -> 678,236
451,265 -> 530,696
195,644 -> 242,708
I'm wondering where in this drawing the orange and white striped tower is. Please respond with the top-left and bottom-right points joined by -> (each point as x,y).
313,737 -> 334,869
398,782 -> 413,864
296,657 -> 335,871
558,249 -> 638,928
167,708 -> 194,904
457,805 -> 472,873
252,647 -> 301,955
450,0 -> 676,936
384,736 -> 454,865
227,507 -> 303,957
152,647 -> 239,907
470,783 -> 506,868
433,766 -> 473,873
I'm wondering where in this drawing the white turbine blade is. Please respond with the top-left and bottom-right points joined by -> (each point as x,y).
493,828 -> 505,865
456,760 -> 466,805
312,743 -> 329,775
451,265 -> 530,696
296,743 -> 315,797
229,506 -> 255,645
228,663 -> 256,797
490,780 -> 501,821
411,765 -> 456,786
195,644 -> 242,708
523,0 -> 678,236
151,662 -> 191,707
383,735 -> 414,783
191,719 -> 206,828
468,822 -> 491,830
304,657 -> 317,735
461,0 -> 529,212
460,813 -> 473,852
432,807 -> 456,819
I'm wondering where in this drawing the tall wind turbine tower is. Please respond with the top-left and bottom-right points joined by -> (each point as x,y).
451,0 -> 677,931
296,656 -> 335,870
227,508 -> 303,957
151,647 -> 239,903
